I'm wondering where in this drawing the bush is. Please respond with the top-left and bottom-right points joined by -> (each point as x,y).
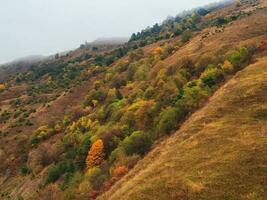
84,88 -> 107,107
227,50 -> 242,67
200,66 -> 224,88
221,60 -> 234,73
20,165 -> 32,175
144,86 -> 155,99
112,166 -> 128,181
181,30 -> 192,43
30,126 -> 54,145
128,100 -> 156,130
0,110 -> 11,122
128,49 -> 144,62
99,127 -> 122,157
153,47 -> 163,55
215,17 -> 227,26
75,134 -> 91,169
46,164 -> 62,184
157,107 -> 182,135
111,74 -> 127,89
45,161 -> 75,185
174,83 -> 208,112
123,131 -> 152,156
226,47 -> 249,69
87,167 -> 107,190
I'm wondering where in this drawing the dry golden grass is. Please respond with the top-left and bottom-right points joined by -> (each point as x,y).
99,55 -> 267,200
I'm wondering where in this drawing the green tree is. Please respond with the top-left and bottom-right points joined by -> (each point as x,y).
157,107 -> 183,135
181,30 -> 192,43
123,131 -> 152,156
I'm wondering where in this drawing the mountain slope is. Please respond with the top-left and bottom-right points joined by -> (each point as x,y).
0,1 -> 267,200
99,52 -> 267,200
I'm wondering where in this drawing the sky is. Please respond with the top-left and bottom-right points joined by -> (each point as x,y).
0,0 -> 216,64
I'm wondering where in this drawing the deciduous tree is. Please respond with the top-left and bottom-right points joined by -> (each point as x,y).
86,139 -> 105,169
0,84 -> 5,91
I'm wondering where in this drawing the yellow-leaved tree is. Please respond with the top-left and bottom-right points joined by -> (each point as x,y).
86,139 -> 104,169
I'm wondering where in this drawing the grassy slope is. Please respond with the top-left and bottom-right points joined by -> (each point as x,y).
99,54 -> 267,200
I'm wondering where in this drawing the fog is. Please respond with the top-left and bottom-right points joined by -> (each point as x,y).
0,0 -> 216,64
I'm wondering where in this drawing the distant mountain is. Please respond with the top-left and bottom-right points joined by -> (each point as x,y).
0,55 -> 47,82
7,55 -> 46,64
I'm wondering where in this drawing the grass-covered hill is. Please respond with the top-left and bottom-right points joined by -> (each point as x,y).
99,48 -> 267,200
0,0 -> 266,199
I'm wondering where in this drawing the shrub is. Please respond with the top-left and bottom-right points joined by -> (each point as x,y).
45,161 -> 75,185
157,107 -> 182,135
86,139 -> 105,169
46,164 -> 62,184
173,22 -> 183,36
200,66 -> 224,88
134,64 -> 150,81
111,74 -> 127,89
164,45 -> 175,56
87,167 -> 107,190
153,47 -> 163,55
106,88 -> 119,103
84,88 -> 107,107
144,86 -> 155,99
215,17 -> 227,26
99,127 -> 122,157
195,55 -> 215,75
221,60 -> 234,73
128,100 -> 156,130
155,81 -> 178,105
20,165 -> 32,175
226,47 -> 249,69
100,101 -> 123,122
128,49 -> 144,62
123,131 -> 152,156
112,166 -> 128,180
175,84 -> 208,112
75,134 -> 91,169
227,51 -> 240,67
17,195 -> 24,200
126,63 -> 138,81
0,110 -> 11,122
30,126 -> 54,145
181,29 -> 192,43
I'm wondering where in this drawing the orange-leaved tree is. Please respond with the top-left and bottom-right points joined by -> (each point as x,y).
0,84 -> 5,91
112,165 -> 128,181
153,47 -> 163,55
103,165 -> 129,192
86,139 -> 104,169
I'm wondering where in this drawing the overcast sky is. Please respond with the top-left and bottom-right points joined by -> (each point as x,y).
0,0 -> 216,64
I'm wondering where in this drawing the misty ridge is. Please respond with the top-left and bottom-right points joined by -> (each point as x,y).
0,0 -> 233,66
0,0 -> 234,82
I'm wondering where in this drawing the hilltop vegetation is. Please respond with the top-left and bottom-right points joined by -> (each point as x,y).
0,0 -> 266,199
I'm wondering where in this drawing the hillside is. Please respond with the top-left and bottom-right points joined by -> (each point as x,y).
0,0 -> 267,200
99,51 -> 267,200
